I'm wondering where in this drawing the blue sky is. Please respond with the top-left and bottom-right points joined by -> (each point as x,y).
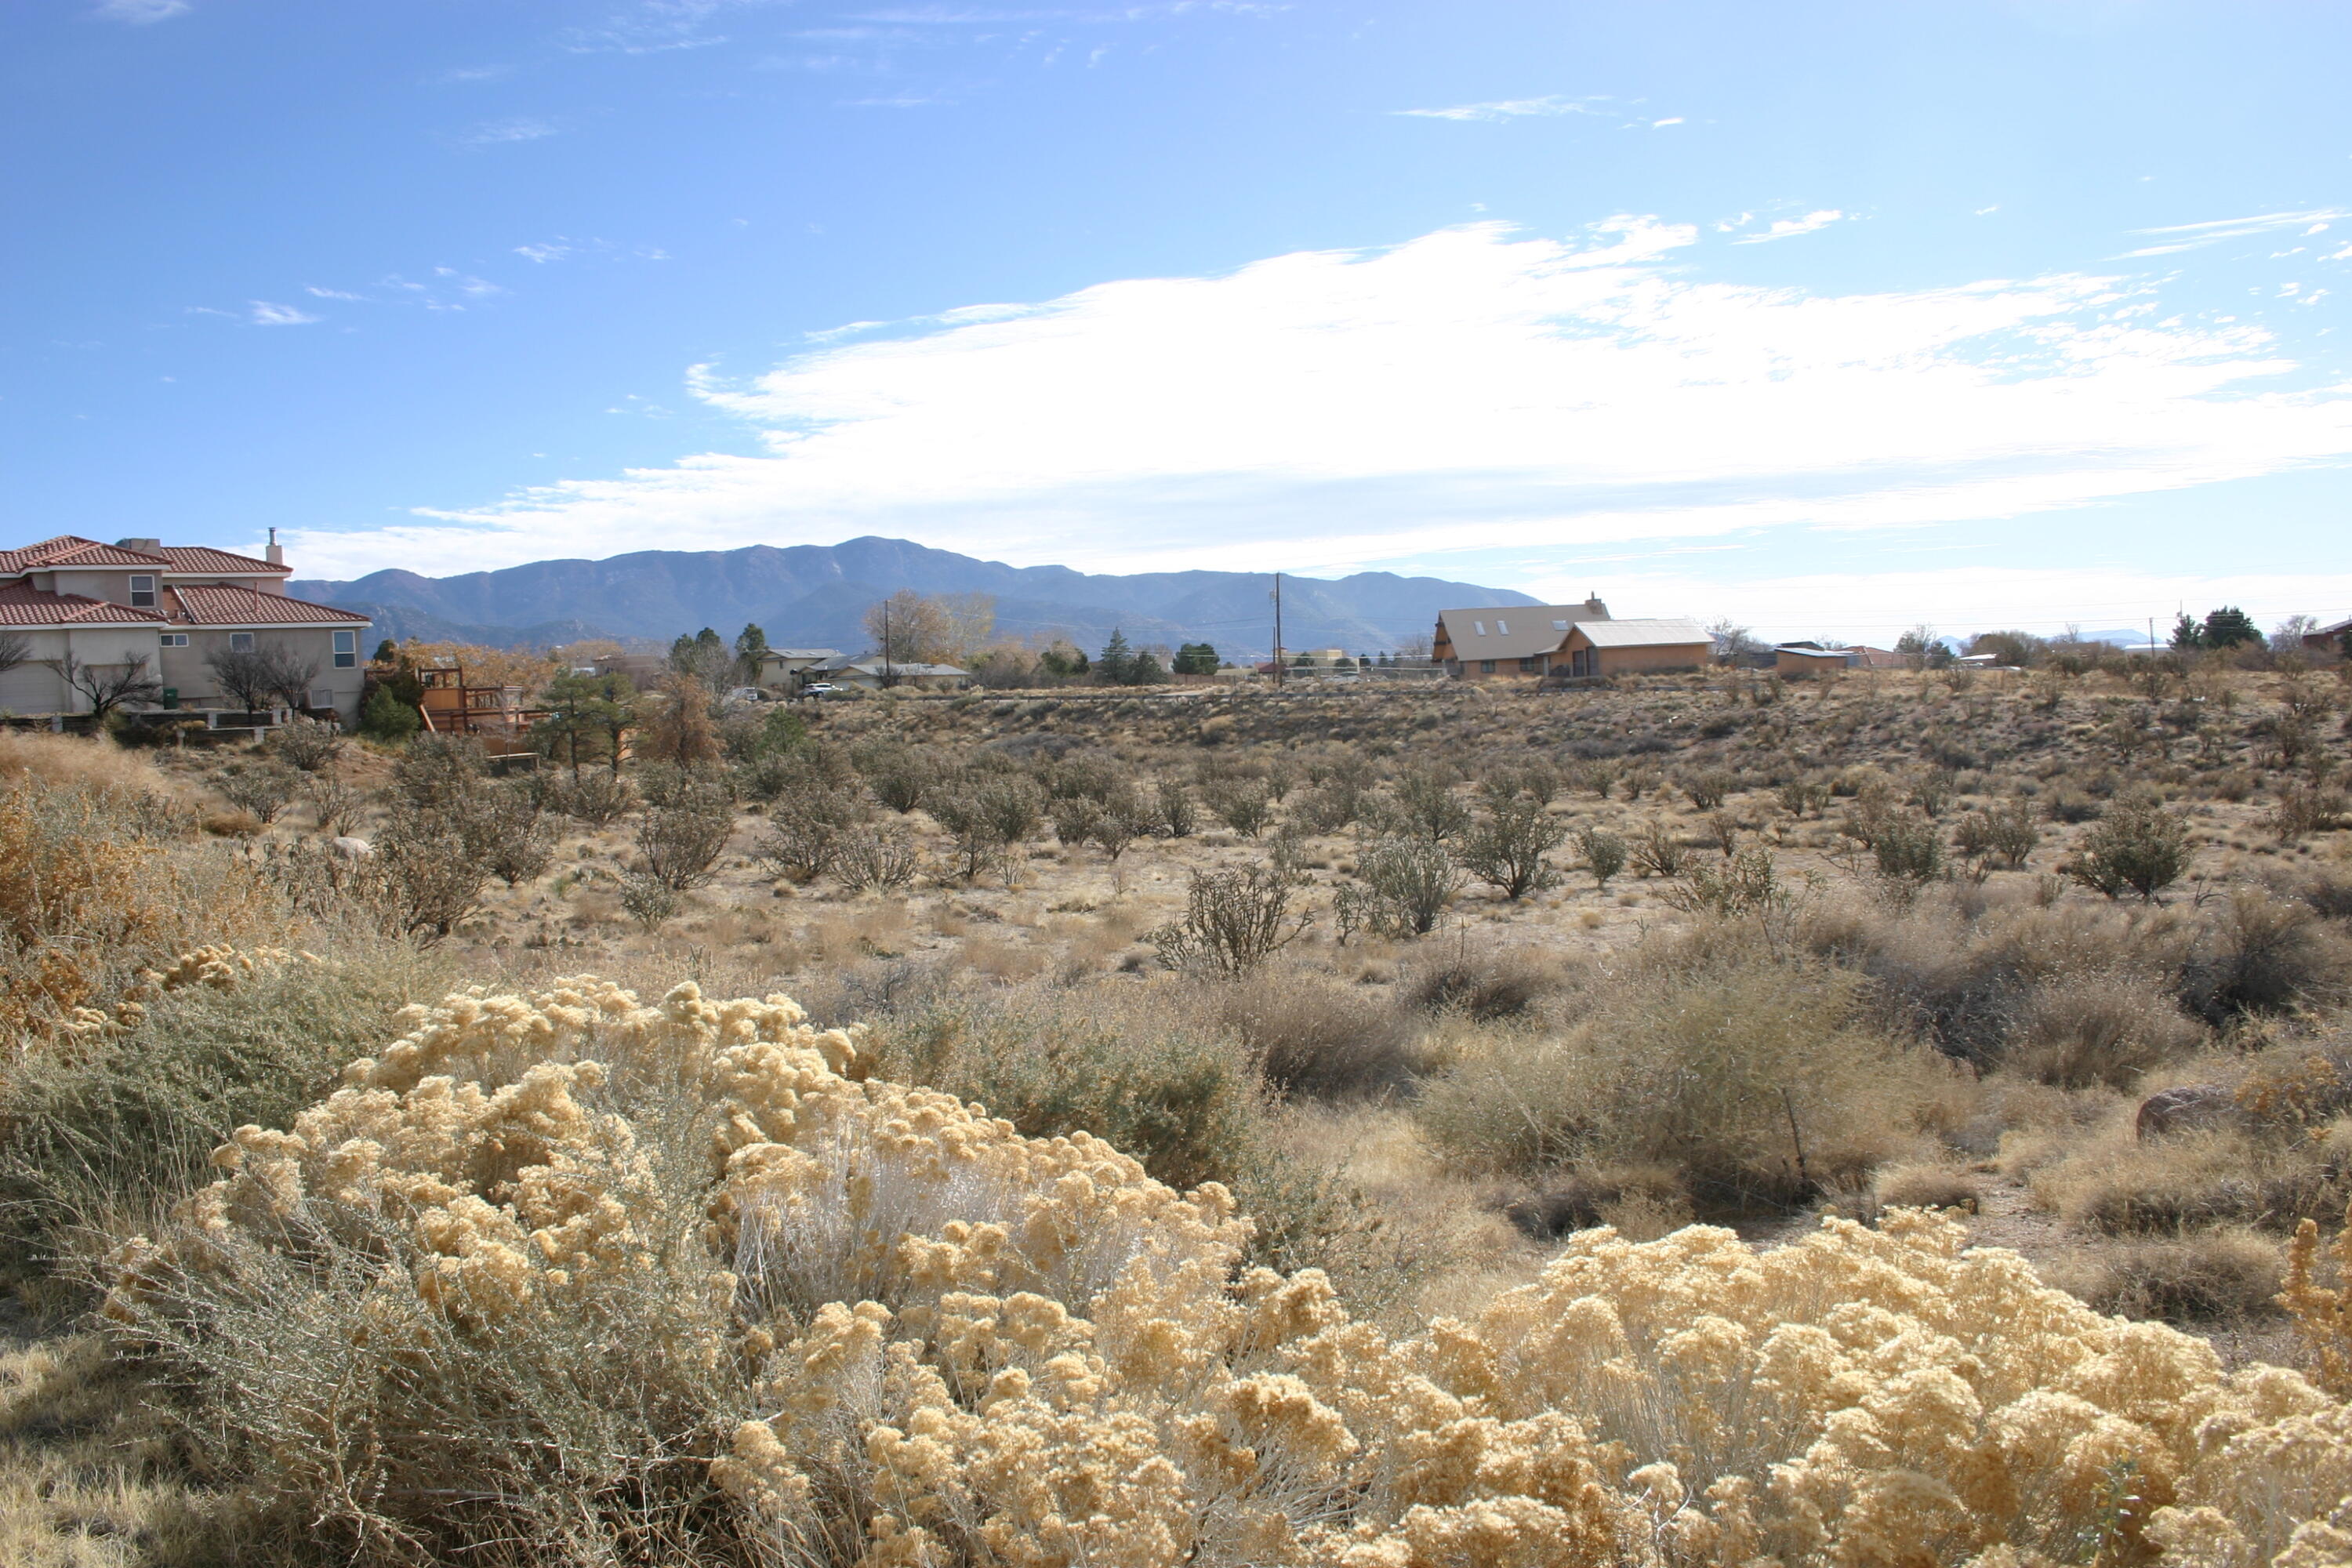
6,0 -> 2350,642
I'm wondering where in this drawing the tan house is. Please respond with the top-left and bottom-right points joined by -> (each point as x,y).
1773,644 -> 1852,679
0,535 -> 372,722
1432,597 -> 1710,680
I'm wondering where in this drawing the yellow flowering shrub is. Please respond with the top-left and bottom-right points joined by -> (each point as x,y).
105,976 -> 2352,1566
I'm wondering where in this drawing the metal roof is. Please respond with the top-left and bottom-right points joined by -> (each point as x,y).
1436,606 -> 1592,662
1567,618 -> 1712,649
0,582 -> 171,626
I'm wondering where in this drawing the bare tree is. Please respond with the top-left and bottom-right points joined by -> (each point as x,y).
1705,618 -> 1762,662
207,644 -> 320,710
0,631 -> 31,680
52,650 -> 163,720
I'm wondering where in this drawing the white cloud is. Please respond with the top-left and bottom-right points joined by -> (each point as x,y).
248,301 -> 321,326
305,285 -> 365,301
1396,95 -> 1610,123
93,0 -> 189,22
515,243 -> 573,263
286,216 -> 2352,579
1733,209 -> 1846,245
2121,208 -> 2352,258
1650,116 -> 1683,128
459,117 -> 561,146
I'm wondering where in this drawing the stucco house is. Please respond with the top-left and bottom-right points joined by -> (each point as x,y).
1432,597 -> 1711,680
0,534 -> 372,722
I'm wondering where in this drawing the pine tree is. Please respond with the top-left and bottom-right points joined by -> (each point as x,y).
735,623 -> 771,683
2201,606 -> 2261,648
1098,629 -> 1134,684
2169,612 -> 2203,652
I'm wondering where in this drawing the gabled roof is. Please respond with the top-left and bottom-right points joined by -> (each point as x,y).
157,545 -> 289,576
0,582 -> 170,626
0,535 -> 172,573
760,647 -> 842,660
168,584 -> 371,627
1567,618 -> 1712,649
1436,606 -> 1591,662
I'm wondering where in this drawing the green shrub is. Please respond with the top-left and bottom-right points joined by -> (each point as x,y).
2066,789 -> 2190,902
0,941 -> 456,1276
1454,797 -> 1566,900
1334,836 -> 1460,939
358,684 -> 421,742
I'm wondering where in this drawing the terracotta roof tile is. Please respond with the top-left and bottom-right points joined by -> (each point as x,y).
169,584 -> 371,626
0,535 -> 172,573
158,546 -> 288,575
0,583 -> 170,627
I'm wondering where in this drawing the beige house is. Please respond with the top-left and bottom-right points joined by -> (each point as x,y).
0,535 -> 372,722
1432,597 -> 1710,680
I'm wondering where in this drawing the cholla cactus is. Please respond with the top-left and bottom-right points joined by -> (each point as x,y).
102,977 -> 2352,1565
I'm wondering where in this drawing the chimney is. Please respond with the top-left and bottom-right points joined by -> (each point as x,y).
265,527 -> 285,568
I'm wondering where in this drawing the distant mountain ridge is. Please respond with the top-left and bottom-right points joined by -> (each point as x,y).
290,536 -> 1540,656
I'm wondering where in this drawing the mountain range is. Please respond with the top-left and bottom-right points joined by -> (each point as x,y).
289,536 -> 1538,658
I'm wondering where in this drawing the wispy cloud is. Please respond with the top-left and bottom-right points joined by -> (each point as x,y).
1396,94 -> 1612,123
2120,208 -> 2352,258
276,214 -> 2352,580
248,301 -> 321,326
303,286 -> 366,301
1733,209 -> 1846,245
92,0 -> 189,23
458,117 -> 562,146
433,64 -> 514,84
515,243 -> 574,264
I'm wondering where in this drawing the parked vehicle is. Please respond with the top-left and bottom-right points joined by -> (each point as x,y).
802,682 -> 852,700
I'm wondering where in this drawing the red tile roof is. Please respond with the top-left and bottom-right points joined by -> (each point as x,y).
0,582 -> 170,627
0,535 -> 172,573
168,584 -> 370,626
158,545 -> 288,575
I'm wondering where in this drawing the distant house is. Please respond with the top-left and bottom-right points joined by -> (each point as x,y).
822,656 -> 971,691
2303,618 -> 2351,654
1431,597 -> 1709,680
0,534 -> 371,722
754,647 -> 843,692
593,652 -> 670,687
1773,644 -> 1852,679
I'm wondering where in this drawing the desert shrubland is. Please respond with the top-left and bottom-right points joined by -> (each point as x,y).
5,663 -> 2352,1565
71,971 -> 2352,1566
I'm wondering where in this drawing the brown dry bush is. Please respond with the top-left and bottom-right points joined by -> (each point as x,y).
1194,964 -> 1424,1099
2067,1229 -> 2283,1323
1399,943 -> 1559,1020
1872,1162 -> 1983,1213
0,781 -> 278,1046
1417,924 -> 1951,1214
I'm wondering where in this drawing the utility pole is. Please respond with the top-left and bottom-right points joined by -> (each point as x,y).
1271,572 -> 1284,690
882,600 -> 895,688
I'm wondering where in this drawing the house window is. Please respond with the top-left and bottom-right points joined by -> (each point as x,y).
158,633 -> 188,648
332,630 -> 356,668
1473,621 -> 1487,637
309,688 -> 333,710
1495,619 -> 1509,635
1552,619 -> 1570,631
1519,657 -> 1540,673
1479,659 -> 1497,674
229,632 -> 255,652
129,575 -> 156,608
